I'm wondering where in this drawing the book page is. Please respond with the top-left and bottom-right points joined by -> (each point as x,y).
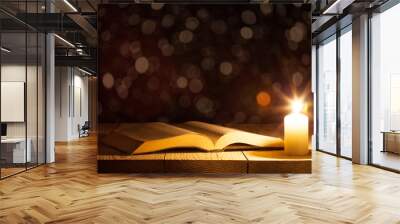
178,121 -> 237,144
180,121 -> 283,149
101,123 -> 215,154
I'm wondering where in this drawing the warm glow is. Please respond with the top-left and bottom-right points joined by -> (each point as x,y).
285,99 -> 309,156
256,91 -> 271,107
291,100 -> 304,113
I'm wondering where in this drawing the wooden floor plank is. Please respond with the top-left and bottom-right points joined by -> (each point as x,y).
1,136 -> 400,223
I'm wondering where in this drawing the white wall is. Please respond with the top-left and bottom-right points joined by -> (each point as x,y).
1,64 -> 42,137
55,67 -> 89,141
1,65 -> 26,139
78,72 -> 90,138
55,66 -> 70,141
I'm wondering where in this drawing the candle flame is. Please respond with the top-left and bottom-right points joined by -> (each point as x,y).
291,100 -> 304,113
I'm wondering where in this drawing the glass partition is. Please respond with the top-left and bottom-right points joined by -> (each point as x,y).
339,27 -> 352,158
1,31 -> 28,177
317,35 -> 337,154
0,2 -> 46,179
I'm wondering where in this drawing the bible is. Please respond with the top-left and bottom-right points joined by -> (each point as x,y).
101,121 -> 283,155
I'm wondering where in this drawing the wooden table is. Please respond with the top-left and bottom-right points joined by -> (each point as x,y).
1,138 -> 32,164
382,131 -> 400,154
97,148 -> 312,174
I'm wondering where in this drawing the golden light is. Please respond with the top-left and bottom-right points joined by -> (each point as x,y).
256,91 -> 271,107
291,99 -> 304,113
285,98 -> 309,156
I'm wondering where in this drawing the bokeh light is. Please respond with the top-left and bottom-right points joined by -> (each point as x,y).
185,64 -> 201,78
129,41 -> 142,58
219,62 -> 233,75
260,4 -> 273,15
256,91 -> 271,107
288,22 -> 306,43
196,96 -> 214,115
102,72 -> 114,89
151,3 -> 164,10
179,30 -> 194,43
135,57 -> 150,74
185,17 -> 200,30
240,26 -> 254,40
141,19 -> 156,35
116,83 -> 129,99
98,4 -> 311,126
161,44 -> 175,56
189,78 -> 203,93
176,76 -> 188,88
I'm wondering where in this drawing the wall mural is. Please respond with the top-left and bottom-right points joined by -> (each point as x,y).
98,3 -> 312,156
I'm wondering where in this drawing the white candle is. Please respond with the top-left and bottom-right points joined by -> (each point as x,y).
284,101 -> 309,156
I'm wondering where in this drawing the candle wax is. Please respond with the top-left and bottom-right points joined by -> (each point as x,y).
284,112 -> 309,156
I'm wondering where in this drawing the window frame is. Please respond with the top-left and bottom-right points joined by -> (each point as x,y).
0,0 -> 48,180
315,24 -> 353,160
367,0 -> 400,173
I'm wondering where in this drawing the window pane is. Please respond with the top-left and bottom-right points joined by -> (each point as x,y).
340,29 -> 352,158
318,37 -> 337,154
371,4 -> 400,171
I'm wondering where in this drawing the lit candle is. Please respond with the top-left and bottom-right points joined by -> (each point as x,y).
284,100 -> 309,156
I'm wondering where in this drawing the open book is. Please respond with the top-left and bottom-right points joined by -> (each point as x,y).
101,121 -> 283,155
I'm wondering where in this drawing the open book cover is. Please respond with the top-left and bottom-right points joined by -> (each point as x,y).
101,121 -> 283,155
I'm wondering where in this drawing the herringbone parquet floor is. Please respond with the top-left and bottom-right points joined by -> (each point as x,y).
1,136 -> 400,224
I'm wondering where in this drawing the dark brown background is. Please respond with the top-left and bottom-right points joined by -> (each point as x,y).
98,3 -> 312,140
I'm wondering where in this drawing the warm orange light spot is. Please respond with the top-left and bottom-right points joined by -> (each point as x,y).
256,91 -> 271,107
